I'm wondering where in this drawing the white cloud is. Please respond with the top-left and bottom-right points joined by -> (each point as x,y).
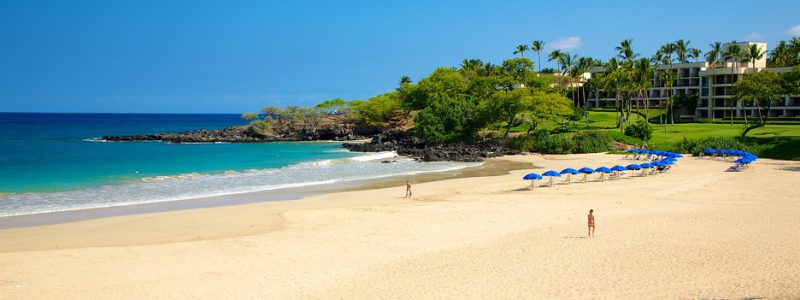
546,36 -> 583,51
743,32 -> 764,40
788,24 -> 800,36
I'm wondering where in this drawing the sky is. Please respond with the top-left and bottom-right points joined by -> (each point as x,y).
1,0 -> 799,113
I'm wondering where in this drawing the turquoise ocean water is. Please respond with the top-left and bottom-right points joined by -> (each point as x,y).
0,113 -> 479,217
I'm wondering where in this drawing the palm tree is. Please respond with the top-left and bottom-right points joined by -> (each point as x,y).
659,43 -> 676,126
724,41 -> 742,124
532,40 -> 545,72
548,49 -> 563,73
675,39 -> 691,63
634,58 -> 653,121
770,41 -> 792,67
615,39 -> 638,63
514,44 -> 529,57
744,43 -> 765,69
576,56 -> 595,127
706,42 -> 723,121
741,43 -> 765,125
650,51 -> 664,124
558,52 -> 578,104
688,48 -> 702,62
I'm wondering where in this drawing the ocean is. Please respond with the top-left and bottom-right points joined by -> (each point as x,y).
0,113 -> 480,217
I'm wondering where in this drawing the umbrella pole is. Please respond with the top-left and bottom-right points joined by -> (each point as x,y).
582,174 -> 587,183
566,174 -> 571,184
530,180 -> 534,190
549,177 -> 554,186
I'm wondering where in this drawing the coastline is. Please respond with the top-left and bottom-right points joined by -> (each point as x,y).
0,156 -> 532,243
1,153 -> 799,298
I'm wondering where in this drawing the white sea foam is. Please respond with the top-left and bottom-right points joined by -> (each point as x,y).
0,154 -> 481,218
350,151 -> 398,162
82,137 -> 108,142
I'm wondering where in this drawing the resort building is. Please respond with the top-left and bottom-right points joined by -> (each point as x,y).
587,42 -> 800,119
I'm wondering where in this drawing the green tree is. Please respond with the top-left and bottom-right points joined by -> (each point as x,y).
315,98 -> 348,114
615,39 -> 638,63
734,70 -> 783,136
768,41 -> 793,67
674,39 -> 691,63
781,65 -> 800,94
514,44 -> 529,58
521,92 -> 573,134
350,92 -> 402,128
548,50 -> 563,74
688,48 -> 702,62
500,57 -> 536,86
706,42 -> 723,121
481,89 -> 533,137
624,120 -> 654,141
743,43 -> 765,68
402,67 -> 470,111
724,42 -> 743,125
413,95 -> 482,143
531,40 -> 545,72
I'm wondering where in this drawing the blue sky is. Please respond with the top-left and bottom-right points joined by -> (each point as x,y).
1,0 -> 799,113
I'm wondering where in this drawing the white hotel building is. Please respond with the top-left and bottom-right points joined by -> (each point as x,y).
587,42 -> 800,119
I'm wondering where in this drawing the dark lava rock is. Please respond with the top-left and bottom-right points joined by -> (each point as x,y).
343,129 -> 518,162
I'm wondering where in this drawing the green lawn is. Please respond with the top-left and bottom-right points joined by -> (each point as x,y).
512,110 -> 800,160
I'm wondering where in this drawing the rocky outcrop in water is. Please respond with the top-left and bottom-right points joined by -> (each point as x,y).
103,120 -> 515,162
343,130 -> 519,162
102,123 -> 371,143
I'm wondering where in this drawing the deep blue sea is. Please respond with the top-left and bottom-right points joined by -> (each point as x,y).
0,113 -> 478,217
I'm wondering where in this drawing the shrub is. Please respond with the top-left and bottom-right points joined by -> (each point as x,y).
624,120 -> 653,141
671,136 -> 748,155
506,130 -> 612,154
534,130 -> 572,154
571,131 -> 613,153
506,135 -> 538,152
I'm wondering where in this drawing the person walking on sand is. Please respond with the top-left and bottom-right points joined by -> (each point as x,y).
588,209 -> 595,237
405,181 -> 412,198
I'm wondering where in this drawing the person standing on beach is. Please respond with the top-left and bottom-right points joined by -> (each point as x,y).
588,209 -> 595,237
405,181 -> 412,198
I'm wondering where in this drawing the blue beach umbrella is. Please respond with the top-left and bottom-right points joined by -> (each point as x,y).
703,148 -> 717,156
523,172 -> 542,189
640,163 -> 654,168
626,164 -> 642,170
577,167 -> 595,182
560,168 -> 579,184
661,158 -> 677,165
595,167 -> 612,173
611,165 -> 627,172
610,165 -> 627,180
523,173 -> 542,180
542,170 -> 561,177
595,167 -> 612,182
624,149 -> 639,159
542,170 -> 561,185
560,168 -> 579,175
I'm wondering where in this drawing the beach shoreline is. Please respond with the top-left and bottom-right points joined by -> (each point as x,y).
0,156 -> 532,230
1,153 -> 799,298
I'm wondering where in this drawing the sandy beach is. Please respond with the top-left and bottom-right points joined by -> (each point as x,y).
1,153 -> 799,299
